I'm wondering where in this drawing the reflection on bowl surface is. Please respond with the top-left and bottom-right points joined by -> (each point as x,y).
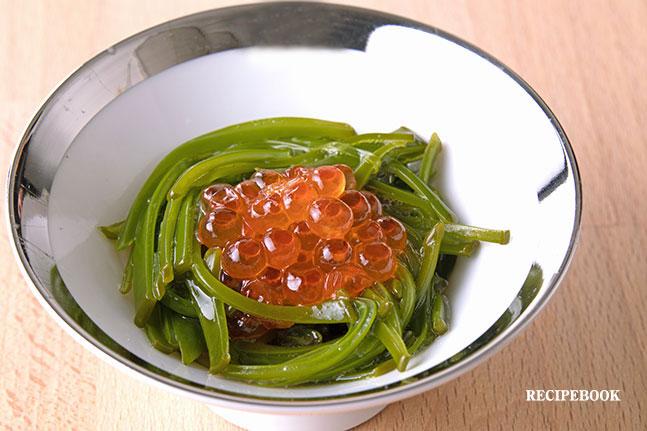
7,2 -> 580,412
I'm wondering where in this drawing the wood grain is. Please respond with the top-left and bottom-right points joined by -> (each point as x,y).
1,0 -> 645,429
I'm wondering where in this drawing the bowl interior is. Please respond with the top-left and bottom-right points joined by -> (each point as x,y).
9,5 -> 579,408
46,25 -> 576,401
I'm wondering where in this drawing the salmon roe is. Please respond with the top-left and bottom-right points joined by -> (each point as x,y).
282,179 -> 318,221
197,208 -> 242,248
325,264 -> 373,297
307,197 -> 353,239
314,238 -> 353,272
250,169 -> 283,188
241,278 -> 284,305
201,184 -> 246,213
221,238 -> 267,279
283,165 -> 312,180
376,216 -> 407,251
339,190 -> 371,226
234,180 -> 261,203
335,164 -> 357,190
282,263 -> 327,306
291,221 -> 319,264
310,165 -> 346,198
354,241 -> 397,282
347,219 -> 384,244
248,192 -> 290,232
196,164 -> 406,307
361,190 -> 383,219
262,228 -> 300,268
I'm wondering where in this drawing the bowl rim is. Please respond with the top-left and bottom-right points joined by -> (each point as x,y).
5,1 -> 582,413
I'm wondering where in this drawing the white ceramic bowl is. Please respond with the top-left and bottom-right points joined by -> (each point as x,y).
6,3 -> 581,430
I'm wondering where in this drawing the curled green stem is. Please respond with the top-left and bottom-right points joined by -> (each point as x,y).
222,299 -> 377,385
386,160 -> 455,222
416,222 -> 445,304
419,133 -> 442,184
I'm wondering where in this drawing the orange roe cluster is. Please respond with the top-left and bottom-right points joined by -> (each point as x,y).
197,165 -> 406,309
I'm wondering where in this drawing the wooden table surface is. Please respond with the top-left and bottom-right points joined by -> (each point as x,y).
1,1 -> 645,429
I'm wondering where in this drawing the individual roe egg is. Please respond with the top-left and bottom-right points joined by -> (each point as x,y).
347,219 -> 384,244
325,264 -> 373,297
250,169 -> 283,188
335,164 -> 357,190
309,165 -> 346,198
282,263 -> 327,306
260,266 -> 283,285
260,178 -> 289,199
313,238 -> 353,272
307,197 -> 354,239
220,269 -> 243,292
262,228 -> 300,268
240,219 -> 256,239
353,241 -> 397,282
201,184 -> 245,213
291,221 -> 319,264
376,216 -> 407,251
295,251 -> 313,264
241,278 -> 284,305
241,267 -> 286,306
255,316 -> 294,330
201,183 -> 228,205
248,192 -> 290,233
339,190 -> 371,226
283,165 -> 312,180
282,179 -> 318,221
197,208 -> 242,248
361,190 -> 383,219
291,221 -> 319,250
234,180 -> 261,203
228,311 -> 268,340
221,238 -> 267,279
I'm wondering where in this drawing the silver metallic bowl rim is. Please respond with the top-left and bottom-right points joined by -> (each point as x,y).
5,2 -> 582,413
